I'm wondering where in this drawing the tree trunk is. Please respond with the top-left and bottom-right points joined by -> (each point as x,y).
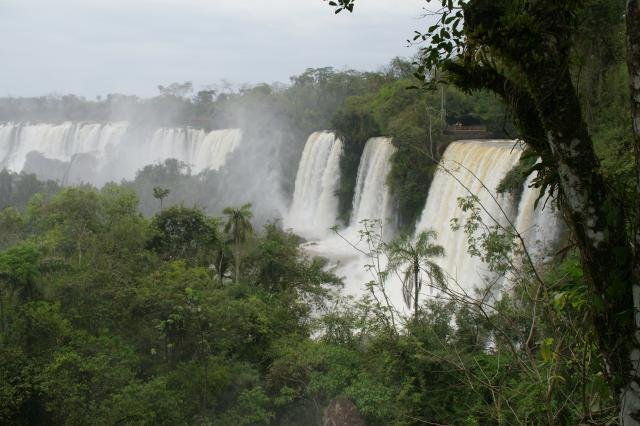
462,1 -> 637,417
413,262 -> 420,320
524,55 -> 636,420
621,1 -> 640,423
0,288 -> 5,335
218,251 -> 225,282
234,245 -> 241,284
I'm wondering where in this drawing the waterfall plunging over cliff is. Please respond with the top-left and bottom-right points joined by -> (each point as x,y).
287,134 -> 563,307
331,136 -> 398,306
0,122 -> 241,185
143,128 -> 241,174
285,131 -> 343,239
514,170 -> 563,264
415,140 -> 522,291
0,122 -> 128,174
350,137 -> 396,232
294,136 -> 399,305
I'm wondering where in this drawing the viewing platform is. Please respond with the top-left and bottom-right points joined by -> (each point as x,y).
443,123 -> 489,139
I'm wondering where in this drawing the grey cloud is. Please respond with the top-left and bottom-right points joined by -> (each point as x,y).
0,0 -> 427,97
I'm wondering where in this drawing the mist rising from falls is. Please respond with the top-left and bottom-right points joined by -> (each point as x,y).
285,131 -> 343,239
0,122 -> 241,186
415,140 -> 522,291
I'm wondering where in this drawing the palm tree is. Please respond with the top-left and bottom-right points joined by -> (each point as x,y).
386,230 -> 446,320
152,187 -> 170,211
222,203 -> 254,284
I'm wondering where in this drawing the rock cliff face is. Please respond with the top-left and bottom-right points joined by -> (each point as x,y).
322,396 -> 365,426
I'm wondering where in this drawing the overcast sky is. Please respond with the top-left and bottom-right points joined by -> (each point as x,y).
0,0 -> 428,98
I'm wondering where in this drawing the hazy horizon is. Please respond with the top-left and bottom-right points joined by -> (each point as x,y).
0,0 -> 427,98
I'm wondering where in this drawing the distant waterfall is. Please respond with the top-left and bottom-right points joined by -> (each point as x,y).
144,128 -> 241,173
0,122 -> 241,185
350,137 -> 396,231
415,140 -> 522,291
514,170 -> 563,264
0,122 -> 128,173
285,131 -> 343,239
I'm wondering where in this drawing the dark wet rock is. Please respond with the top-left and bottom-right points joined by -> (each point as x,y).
322,396 -> 365,426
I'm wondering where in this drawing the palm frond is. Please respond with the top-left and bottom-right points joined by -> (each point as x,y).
402,267 -> 415,308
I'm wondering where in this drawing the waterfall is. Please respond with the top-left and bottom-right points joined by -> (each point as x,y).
514,170 -> 563,265
0,122 -> 241,185
414,140 -> 522,291
295,136 -> 399,306
332,136 -> 397,306
0,122 -> 128,173
350,137 -> 396,231
285,131 -> 343,239
143,128 -> 241,174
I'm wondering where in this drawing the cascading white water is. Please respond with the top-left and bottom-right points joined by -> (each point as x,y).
414,140 -> 522,292
0,122 -> 241,185
285,131 -> 343,239
0,122 -> 128,173
142,128 -> 241,174
350,137 -> 396,231
514,170 -> 563,264
296,136 -> 399,305
290,135 -> 562,309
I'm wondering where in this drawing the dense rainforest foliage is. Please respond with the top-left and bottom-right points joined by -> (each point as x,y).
0,169 -> 61,212
0,183 -> 621,424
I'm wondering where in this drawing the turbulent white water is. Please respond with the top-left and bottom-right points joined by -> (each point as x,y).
414,140 -> 522,292
514,170 -> 563,264
285,131 -> 343,239
287,135 -> 563,310
350,137 -> 397,232
295,136 -> 399,306
0,122 -> 241,185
